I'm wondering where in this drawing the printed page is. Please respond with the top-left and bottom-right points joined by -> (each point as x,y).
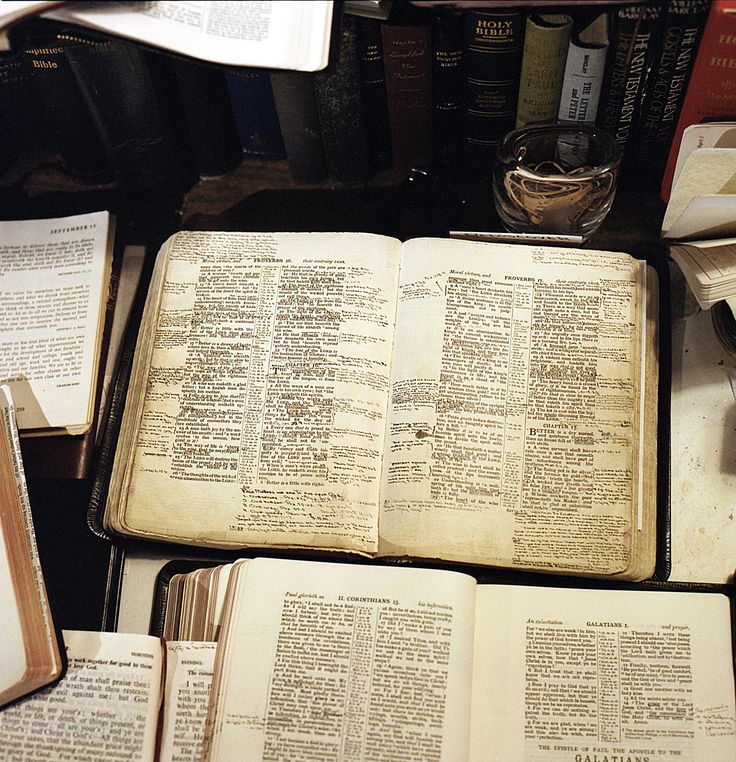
0,212 -> 112,433
379,237 -> 647,577
470,585 -> 736,762
159,641 -> 217,762
203,558 -> 476,762
0,629 -> 163,761
109,232 -> 401,554
44,1 -> 334,70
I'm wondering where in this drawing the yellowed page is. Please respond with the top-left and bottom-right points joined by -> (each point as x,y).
203,558 -> 475,762
378,238 -> 648,577
0,212 -> 112,433
0,630 -> 163,760
110,232 -> 400,554
470,585 -> 736,762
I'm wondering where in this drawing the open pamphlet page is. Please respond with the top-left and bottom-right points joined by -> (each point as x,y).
105,232 -> 658,581
39,1 -> 334,70
0,385 -> 64,708
1,559 -> 734,761
0,211 -> 113,436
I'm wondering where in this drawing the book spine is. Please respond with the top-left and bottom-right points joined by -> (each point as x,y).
313,15 -> 371,182
660,0 -> 731,201
557,14 -> 609,123
381,22 -> 433,173
431,10 -> 465,167
0,47 -> 49,155
19,21 -> 113,182
629,0 -> 710,184
515,13 -> 572,129
0,111 -> 18,177
462,9 -> 526,169
60,30 -> 198,194
168,58 -> 242,180
597,2 -> 665,159
269,70 -> 327,183
225,69 -> 285,160
355,17 -> 392,171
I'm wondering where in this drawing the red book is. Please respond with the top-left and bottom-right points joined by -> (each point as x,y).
661,0 -> 736,202
381,23 -> 433,172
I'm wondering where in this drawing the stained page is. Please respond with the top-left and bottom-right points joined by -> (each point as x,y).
378,237 -> 651,578
108,232 -> 401,554
470,585 -> 736,761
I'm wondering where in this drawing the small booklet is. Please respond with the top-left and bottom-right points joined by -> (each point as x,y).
0,385 -> 64,708
101,232 -> 660,581
0,211 -> 114,437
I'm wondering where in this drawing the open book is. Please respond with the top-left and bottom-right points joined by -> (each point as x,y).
104,232 -> 659,581
2,559 -> 734,761
0,211 -> 114,436
0,385 -> 64,708
34,1 -> 334,70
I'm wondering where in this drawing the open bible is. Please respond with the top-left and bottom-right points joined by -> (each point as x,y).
2,559 -> 734,762
103,232 -> 659,580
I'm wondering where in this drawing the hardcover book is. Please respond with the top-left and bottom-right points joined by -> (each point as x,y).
269,70 -> 327,183
356,16 -> 392,171
431,10 -> 465,166
597,2 -> 664,158
628,0 -> 710,186
557,12 -> 609,123
515,12 -> 572,129
661,0 -> 736,201
463,8 -> 526,168
313,15 -> 371,182
19,19 -> 113,182
225,69 -> 285,160
102,232 -> 658,582
0,385 -> 64,709
382,21 -> 434,172
60,30 -> 198,195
